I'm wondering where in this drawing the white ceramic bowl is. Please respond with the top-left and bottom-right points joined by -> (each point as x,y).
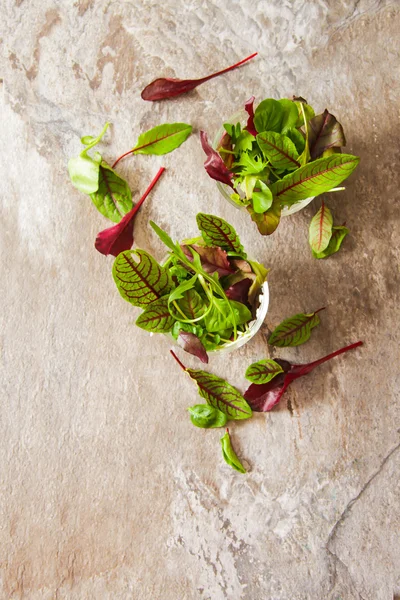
212,109 -> 314,216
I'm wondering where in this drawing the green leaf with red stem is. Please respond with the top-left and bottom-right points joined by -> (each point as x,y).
170,350 -> 252,420
141,52 -> 258,101
308,109 -> 346,160
95,167 -> 165,256
268,307 -> 325,347
309,200 -> 333,254
245,359 -> 284,384
196,213 -> 245,255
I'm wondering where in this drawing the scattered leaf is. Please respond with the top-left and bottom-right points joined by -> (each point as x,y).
268,307 -> 325,347
188,405 -> 227,428
132,123 -> 192,155
220,429 -> 246,473
313,225 -> 349,259
245,359 -> 284,384
309,201 -> 333,254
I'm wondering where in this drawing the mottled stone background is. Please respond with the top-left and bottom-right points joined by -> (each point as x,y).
1,1 -> 399,598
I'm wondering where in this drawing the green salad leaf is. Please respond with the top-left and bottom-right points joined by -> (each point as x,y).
132,123 -> 192,155
220,429 -> 247,473
268,308 -> 325,347
188,405 -> 227,428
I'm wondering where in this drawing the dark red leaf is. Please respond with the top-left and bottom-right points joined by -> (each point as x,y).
200,131 -> 234,187
177,332 -> 209,364
225,278 -> 252,306
182,244 -> 233,277
95,167 -> 165,256
244,341 -> 363,412
141,53 -> 258,101
244,96 -> 257,136
308,109 -> 346,160
219,131 -> 234,169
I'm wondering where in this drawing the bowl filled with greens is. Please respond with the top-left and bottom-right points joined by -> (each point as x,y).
200,96 -> 359,236
112,213 -> 269,363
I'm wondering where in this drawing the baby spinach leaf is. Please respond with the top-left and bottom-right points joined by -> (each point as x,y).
254,98 -> 298,135
247,199 -> 281,236
91,161 -> 133,223
178,332 -> 209,363
132,123 -> 192,155
312,225 -> 349,259
268,307 -> 325,347
256,132 -> 300,171
293,97 -> 315,128
170,350 -> 252,419
309,201 -> 333,254
204,298 -> 251,332
200,131 -> 234,187
220,429 -> 246,473
245,359 -> 284,384
188,405 -> 227,428
252,180 -> 273,213
196,213 -> 245,256
135,296 -> 175,333
285,127 -> 306,154
270,153 -> 360,206
308,109 -> 346,160
68,155 -> 101,194
113,249 -> 174,307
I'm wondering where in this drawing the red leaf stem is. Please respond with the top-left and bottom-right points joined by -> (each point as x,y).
170,349 -> 187,371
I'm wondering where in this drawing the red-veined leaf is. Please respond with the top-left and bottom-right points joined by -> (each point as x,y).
268,307 -> 325,347
256,131 -> 300,170
196,213 -> 244,255
177,332 -> 209,364
200,131 -> 234,187
312,225 -> 349,259
135,296 -> 175,333
309,201 -> 333,254
308,109 -> 346,160
245,359 -> 284,384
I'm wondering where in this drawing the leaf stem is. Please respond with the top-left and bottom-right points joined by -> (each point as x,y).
112,149 -> 135,169
170,349 -> 187,371
201,52 -> 258,82
301,341 -> 363,370
132,166 -> 166,213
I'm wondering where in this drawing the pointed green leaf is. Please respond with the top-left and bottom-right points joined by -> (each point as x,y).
247,199 -> 281,236
254,98 -> 298,135
309,201 -> 333,253
132,123 -> 192,155
256,132 -> 300,170
245,359 -> 284,384
252,180 -> 273,213
308,110 -> 346,160
268,308 -> 325,347
168,275 -> 197,304
186,370 -> 252,420
313,225 -> 349,259
135,296 -> 175,333
90,161 -> 133,223
220,430 -> 246,473
196,213 -> 245,256
113,249 -> 174,307
270,154 -> 360,207
188,405 -> 227,428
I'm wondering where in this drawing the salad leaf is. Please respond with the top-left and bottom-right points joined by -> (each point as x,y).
113,249 -> 174,307
178,332 -> 209,363
254,98 -> 298,135
244,96 -> 257,136
313,225 -> 349,259
293,97 -> 315,128
309,201 -> 333,254
204,297 -> 251,332
68,122 -> 110,194
247,200 -> 281,236
91,161 -> 133,222
225,278 -> 252,306
131,123 -> 192,155
252,180 -> 273,213
196,213 -> 245,256
177,289 -> 207,320
308,109 -> 346,160
268,307 -> 325,347
135,296 -> 175,333
182,245 -> 233,277
200,131 -> 234,187
256,131 -> 300,170
245,359 -> 284,384
188,405 -> 227,428
270,153 -> 360,207
220,429 -> 246,473
247,259 -> 269,304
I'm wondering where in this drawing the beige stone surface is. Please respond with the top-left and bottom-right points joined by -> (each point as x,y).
1,1 -> 400,598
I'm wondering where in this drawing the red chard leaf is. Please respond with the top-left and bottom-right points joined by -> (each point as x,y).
95,167 -> 165,256
244,96 -> 257,136
182,244 -> 233,277
308,110 -> 346,160
141,53 -> 257,101
225,278 -> 252,306
177,332 -> 209,364
200,131 -> 234,187
244,341 -> 363,412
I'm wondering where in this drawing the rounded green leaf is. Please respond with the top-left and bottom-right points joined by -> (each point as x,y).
188,405 -> 227,428
268,309 -> 324,347
252,180 -> 273,213
247,199 -> 281,236
68,156 -> 100,194
113,249 -> 174,307
135,296 -> 175,333
309,201 -> 333,253
132,123 -> 192,156
245,359 -> 284,384
187,369 -> 252,420
196,213 -> 245,256
90,161 -> 133,223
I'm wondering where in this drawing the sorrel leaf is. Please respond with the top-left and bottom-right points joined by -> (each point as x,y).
113,249 -> 174,307
200,131 -> 234,187
245,359 -> 284,384
90,161 -> 133,223
135,296 -> 175,333
244,341 -> 363,412
247,200 -> 281,236
95,167 -> 165,256
309,201 -> 333,254
177,289 -> 207,320
256,132 -> 300,170
270,154 -> 360,206
132,123 -> 192,155
141,52 -> 257,101
196,213 -> 245,255
244,96 -> 257,136
178,332 -> 209,364
268,307 -> 325,347
308,110 -> 346,160
188,405 -> 227,428
252,180 -> 273,213
313,225 -> 349,259
182,245 -> 233,277
220,429 -> 246,473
